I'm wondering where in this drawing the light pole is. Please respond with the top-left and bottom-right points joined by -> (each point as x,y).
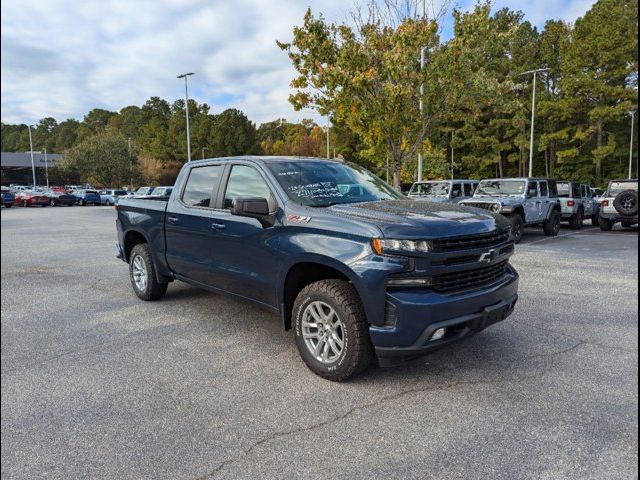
44,148 -> 49,188
450,130 -> 455,180
520,68 -> 549,177
628,110 -> 636,179
417,46 -> 429,182
326,124 -> 330,159
177,72 -> 195,162
202,146 -> 209,160
27,125 -> 36,188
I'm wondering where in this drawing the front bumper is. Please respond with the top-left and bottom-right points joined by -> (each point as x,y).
371,267 -> 519,366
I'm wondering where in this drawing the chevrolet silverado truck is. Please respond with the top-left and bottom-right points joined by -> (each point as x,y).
459,178 -> 561,243
599,179 -> 638,231
116,157 -> 519,381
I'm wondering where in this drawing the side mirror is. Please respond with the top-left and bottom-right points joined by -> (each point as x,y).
231,197 -> 274,227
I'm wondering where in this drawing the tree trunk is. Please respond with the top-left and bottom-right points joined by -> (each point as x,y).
544,149 -> 549,177
549,140 -> 555,178
596,119 -> 603,182
393,156 -> 402,190
498,153 -> 504,178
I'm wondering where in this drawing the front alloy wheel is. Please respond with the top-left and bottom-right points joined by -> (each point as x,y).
301,301 -> 346,364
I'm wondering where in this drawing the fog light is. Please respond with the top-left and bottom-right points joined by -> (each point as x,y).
430,328 -> 447,341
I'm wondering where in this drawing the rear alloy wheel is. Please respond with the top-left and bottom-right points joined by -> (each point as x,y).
569,210 -> 583,229
507,214 -> 524,244
599,217 -> 613,231
129,243 -> 168,301
293,279 -> 373,381
543,210 -> 561,236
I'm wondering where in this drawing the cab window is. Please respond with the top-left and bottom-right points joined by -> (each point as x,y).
464,183 -> 474,197
223,165 -> 274,211
527,182 -> 539,198
539,181 -> 549,197
451,183 -> 463,198
181,165 -> 222,208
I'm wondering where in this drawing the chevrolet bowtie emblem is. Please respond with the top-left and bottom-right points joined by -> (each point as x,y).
479,249 -> 497,263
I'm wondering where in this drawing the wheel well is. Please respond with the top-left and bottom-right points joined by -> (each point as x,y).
282,262 -> 350,330
123,231 -> 147,262
512,206 -> 525,221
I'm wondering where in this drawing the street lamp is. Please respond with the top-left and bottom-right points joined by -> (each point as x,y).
519,68 -> 549,177
177,72 -> 195,162
27,125 -> 36,188
44,148 -> 49,188
202,146 -> 209,160
417,45 -> 430,182
324,124 -> 330,159
628,110 -> 636,179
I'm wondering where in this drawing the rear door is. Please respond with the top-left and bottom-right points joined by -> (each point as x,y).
206,163 -> 281,307
164,163 -> 224,285
538,180 -> 553,219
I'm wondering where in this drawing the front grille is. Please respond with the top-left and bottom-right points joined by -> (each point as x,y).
432,229 -> 510,252
432,261 -> 509,293
463,202 -> 496,211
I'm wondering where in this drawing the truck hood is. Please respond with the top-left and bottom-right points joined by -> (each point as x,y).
328,200 -> 508,239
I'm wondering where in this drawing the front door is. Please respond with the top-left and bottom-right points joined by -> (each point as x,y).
207,163 -> 281,308
524,181 -> 540,223
165,163 -> 224,285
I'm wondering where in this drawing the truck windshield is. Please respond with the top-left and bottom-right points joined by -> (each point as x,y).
267,161 -> 403,207
410,182 -> 450,196
609,181 -> 638,196
476,180 -> 526,196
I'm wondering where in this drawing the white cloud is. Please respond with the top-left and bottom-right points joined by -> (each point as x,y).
1,0 -> 595,126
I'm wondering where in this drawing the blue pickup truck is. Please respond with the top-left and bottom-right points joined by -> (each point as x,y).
116,157 -> 519,381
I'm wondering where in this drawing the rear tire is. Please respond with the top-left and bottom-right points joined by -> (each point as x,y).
293,279 -> 373,381
543,210 -> 561,236
599,217 -> 613,231
129,243 -> 168,301
569,210 -> 583,229
507,214 -> 524,244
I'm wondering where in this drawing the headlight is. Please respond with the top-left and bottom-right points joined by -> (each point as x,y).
499,204 -> 514,213
371,238 -> 433,256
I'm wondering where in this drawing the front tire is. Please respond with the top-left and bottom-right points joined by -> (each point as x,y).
293,279 -> 373,381
507,214 -> 524,244
129,243 -> 168,301
599,217 -> 613,231
543,210 -> 561,236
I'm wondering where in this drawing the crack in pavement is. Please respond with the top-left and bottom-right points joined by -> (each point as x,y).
195,340 -> 586,479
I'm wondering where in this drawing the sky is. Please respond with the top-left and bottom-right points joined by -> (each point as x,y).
1,0 -> 596,126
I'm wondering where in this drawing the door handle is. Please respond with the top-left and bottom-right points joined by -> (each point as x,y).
211,223 -> 226,230
167,216 -> 179,223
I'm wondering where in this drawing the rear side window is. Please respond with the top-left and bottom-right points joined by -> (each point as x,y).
571,183 -> 581,198
527,182 -> 539,197
181,165 -> 222,208
539,181 -> 549,197
223,165 -> 273,210
464,183 -> 474,196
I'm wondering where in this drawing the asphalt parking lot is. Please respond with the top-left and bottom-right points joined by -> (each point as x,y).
1,206 -> 638,480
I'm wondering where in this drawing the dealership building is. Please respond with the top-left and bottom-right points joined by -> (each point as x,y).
1,152 -> 64,186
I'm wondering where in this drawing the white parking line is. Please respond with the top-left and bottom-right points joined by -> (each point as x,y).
519,228 -> 602,247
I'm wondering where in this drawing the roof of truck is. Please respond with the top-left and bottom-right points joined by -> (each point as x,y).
196,156 -> 337,165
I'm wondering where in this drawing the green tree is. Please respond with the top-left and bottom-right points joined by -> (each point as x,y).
278,6 -> 444,187
60,129 -> 132,187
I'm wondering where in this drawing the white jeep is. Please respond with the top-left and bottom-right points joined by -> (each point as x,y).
599,179 -> 639,231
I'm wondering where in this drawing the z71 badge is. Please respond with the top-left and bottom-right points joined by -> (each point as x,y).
287,215 -> 312,224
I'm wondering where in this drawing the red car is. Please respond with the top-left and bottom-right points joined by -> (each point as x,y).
15,191 -> 49,207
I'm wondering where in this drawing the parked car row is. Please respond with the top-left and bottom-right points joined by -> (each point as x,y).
1,185 -> 175,209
